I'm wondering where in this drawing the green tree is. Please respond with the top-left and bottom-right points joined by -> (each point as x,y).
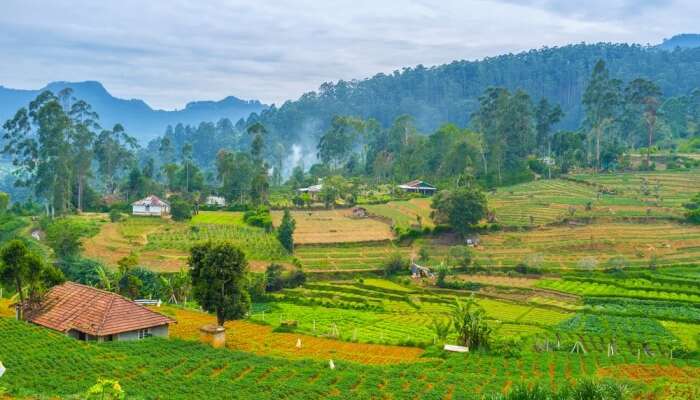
189,242 -> 251,326
94,124 -> 138,194
170,199 -> 192,221
431,187 -> 488,238
0,240 -> 64,319
582,60 -> 622,172
319,175 -> 348,208
277,209 -> 296,253
534,98 -> 564,157
317,116 -> 364,170
625,78 -> 662,167
45,219 -> 86,260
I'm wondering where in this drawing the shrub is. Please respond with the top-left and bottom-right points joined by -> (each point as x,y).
109,209 -> 123,223
170,200 -> 192,221
383,252 -> 408,277
277,209 -> 296,252
243,206 -> 273,231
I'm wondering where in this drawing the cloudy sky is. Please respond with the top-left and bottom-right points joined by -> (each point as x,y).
1,0 -> 697,110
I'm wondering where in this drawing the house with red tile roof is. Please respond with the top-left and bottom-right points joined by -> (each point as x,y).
24,282 -> 175,342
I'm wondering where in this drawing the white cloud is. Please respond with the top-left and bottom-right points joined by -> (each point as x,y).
0,0 -> 697,109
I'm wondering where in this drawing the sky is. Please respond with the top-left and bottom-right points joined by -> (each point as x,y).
1,0 -> 697,110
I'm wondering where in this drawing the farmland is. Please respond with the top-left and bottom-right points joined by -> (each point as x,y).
3,317 -> 700,400
271,209 -> 394,244
9,169 -> 700,399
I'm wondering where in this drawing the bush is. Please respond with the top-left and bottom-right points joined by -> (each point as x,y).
243,206 -> 273,231
383,253 -> 408,277
109,209 -> 123,223
170,200 -> 192,221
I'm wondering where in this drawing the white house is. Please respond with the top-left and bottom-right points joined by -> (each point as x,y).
205,195 -> 226,207
132,195 -> 170,216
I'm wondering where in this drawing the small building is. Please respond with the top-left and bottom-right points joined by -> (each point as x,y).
205,195 -> 226,207
350,206 -> 368,218
398,180 -> 437,195
23,282 -> 174,342
132,195 -> 170,216
296,184 -> 323,200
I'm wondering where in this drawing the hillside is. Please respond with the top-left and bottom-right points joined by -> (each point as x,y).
250,42 -> 700,148
657,34 -> 700,50
0,81 -> 267,143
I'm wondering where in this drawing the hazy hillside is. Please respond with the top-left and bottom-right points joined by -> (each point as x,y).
0,81 -> 267,143
657,34 -> 700,50
250,41 -> 700,148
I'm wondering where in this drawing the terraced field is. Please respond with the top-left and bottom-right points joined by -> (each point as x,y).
272,209 -> 394,244
364,198 -> 435,229
572,170 -> 700,209
294,241 -> 413,271
418,221 -> 700,270
84,214 -> 289,272
489,179 -> 597,226
253,280 -> 572,346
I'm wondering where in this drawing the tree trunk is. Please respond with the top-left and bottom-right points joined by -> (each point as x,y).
15,276 -> 24,320
77,176 -> 83,213
595,126 -> 601,173
646,117 -> 654,167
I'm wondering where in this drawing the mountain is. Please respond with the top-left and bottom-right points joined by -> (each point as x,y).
248,41 -> 700,149
657,34 -> 700,50
0,81 -> 267,143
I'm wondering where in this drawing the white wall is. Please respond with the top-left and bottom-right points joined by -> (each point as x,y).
116,324 -> 169,341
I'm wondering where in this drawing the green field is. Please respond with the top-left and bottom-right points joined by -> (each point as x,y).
7,317 -> 695,400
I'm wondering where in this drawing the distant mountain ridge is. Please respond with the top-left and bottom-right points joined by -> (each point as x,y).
0,81 -> 267,143
657,34 -> 700,50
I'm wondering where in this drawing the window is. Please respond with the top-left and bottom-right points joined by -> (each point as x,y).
138,328 -> 152,339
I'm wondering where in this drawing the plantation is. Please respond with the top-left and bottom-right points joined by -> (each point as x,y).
4,317 -> 700,399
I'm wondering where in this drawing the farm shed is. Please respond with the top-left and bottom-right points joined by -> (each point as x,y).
350,206 -> 368,218
205,195 -> 226,207
398,180 -> 437,195
23,282 -> 174,342
132,195 -> 170,216
297,184 -> 323,200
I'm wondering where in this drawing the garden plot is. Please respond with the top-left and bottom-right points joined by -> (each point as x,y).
272,209 -> 394,244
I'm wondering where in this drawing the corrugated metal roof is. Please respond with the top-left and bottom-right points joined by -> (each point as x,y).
131,195 -> 169,207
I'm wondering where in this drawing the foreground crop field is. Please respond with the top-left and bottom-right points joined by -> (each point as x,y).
3,317 -> 699,399
272,209 -> 394,244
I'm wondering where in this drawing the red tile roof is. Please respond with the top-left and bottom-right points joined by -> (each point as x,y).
26,282 -> 174,336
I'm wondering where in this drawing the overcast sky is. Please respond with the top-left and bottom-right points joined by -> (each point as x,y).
1,0 -> 697,110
